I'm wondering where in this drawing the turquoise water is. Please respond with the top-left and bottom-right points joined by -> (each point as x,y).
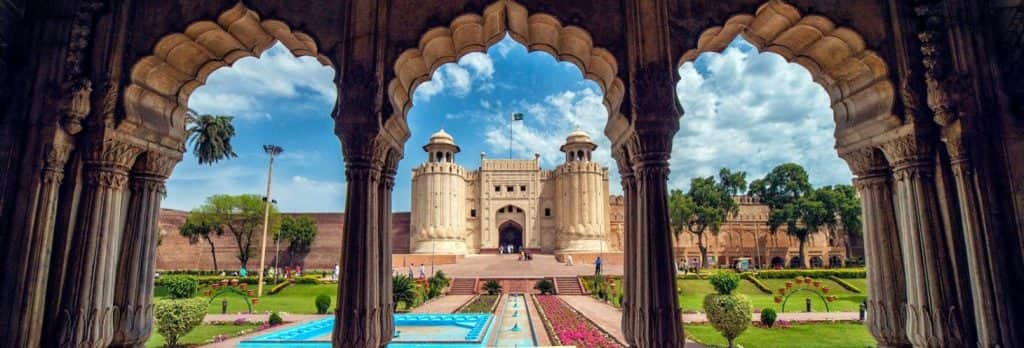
492,294 -> 538,347
238,313 -> 497,347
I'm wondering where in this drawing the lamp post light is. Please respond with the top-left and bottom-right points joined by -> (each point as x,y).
257,144 -> 283,298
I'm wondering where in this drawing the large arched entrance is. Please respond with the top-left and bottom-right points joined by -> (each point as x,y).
498,220 -> 524,252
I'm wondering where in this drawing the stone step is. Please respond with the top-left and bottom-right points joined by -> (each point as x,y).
448,278 -> 477,295
554,277 -> 584,295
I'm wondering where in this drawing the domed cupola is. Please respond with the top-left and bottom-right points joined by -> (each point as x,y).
560,127 -> 597,162
423,129 -> 460,163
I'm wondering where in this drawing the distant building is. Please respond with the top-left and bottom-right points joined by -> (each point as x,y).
155,129 -> 853,269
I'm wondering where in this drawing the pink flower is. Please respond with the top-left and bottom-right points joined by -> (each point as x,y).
535,295 -> 622,348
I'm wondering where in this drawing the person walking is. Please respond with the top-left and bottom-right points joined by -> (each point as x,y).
333,264 -> 340,281
419,264 -> 426,279
595,256 -> 603,276
408,264 -> 414,278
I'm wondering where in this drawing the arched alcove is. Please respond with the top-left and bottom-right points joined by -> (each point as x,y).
123,3 -> 335,148
678,0 -> 899,149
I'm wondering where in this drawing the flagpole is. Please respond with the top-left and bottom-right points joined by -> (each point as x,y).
508,113 -> 512,159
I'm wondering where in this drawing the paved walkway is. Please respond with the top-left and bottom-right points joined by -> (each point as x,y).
418,254 -> 623,277
203,314 -> 327,348
558,295 -> 705,348
410,295 -> 474,313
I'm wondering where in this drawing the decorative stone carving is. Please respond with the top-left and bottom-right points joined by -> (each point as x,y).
914,1 -> 968,126
59,79 -> 92,135
880,133 -> 935,170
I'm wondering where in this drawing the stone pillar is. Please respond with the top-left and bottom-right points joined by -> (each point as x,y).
881,133 -> 966,347
616,155 -> 637,343
842,148 -> 910,347
621,133 -> 684,347
377,150 -> 399,344
110,152 -> 177,348
943,125 -> 1012,347
48,137 -> 141,348
0,138 -> 72,347
333,138 -> 383,347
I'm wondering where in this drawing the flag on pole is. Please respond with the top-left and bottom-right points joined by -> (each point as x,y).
512,112 -> 524,121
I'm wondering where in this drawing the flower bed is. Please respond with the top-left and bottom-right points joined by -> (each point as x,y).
533,295 -> 622,348
456,295 -> 500,313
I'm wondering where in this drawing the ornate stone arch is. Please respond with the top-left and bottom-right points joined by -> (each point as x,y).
385,0 -> 627,147
677,0 -> 900,149
123,3 -> 335,148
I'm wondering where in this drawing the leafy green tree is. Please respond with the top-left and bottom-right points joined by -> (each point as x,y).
190,194 -> 280,270
276,215 -> 318,263
483,280 -> 503,295
704,272 -> 751,348
392,274 -> 418,311
186,110 -> 238,165
668,168 -> 745,268
749,163 -> 829,268
816,184 -> 862,259
179,216 -> 223,271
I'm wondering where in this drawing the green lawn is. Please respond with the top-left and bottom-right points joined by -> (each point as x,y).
145,323 -> 259,347
588,276 -> 867,313
155,282 -> 431,314
686,323 -> 876,348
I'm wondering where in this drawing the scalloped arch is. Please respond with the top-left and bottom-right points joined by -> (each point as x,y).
124,3 -> 334,145
387,1 -> 625,132
678,0 -> 898,143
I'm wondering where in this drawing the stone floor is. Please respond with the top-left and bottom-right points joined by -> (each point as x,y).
399,253 -> 623,278
558,295 -> 706,348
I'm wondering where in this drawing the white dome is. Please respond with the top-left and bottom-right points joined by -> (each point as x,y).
428,129 -> 455,145
565,128 -> 592,144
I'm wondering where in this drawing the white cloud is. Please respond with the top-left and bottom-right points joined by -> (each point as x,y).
164,160 -> 346,212
187,42 -> 336,119
411,53 -> 496,102
670,38 -> 851,190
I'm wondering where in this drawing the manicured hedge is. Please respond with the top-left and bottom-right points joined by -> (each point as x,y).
268,281 -> 291,295
155,274 -> 321,287
752,269 -> 866,279
739,273 -> 772,294
828,275 -> 863,293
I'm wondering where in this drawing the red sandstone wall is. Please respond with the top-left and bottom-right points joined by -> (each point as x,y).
156,209 -> 413,270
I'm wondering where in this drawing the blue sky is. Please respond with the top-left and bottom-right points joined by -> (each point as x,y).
164,36 -> 851,212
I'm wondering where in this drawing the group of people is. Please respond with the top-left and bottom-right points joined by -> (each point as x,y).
498,243 -> 519,254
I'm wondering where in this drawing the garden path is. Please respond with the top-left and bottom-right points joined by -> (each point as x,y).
410,295 -> 474,313
681,311 -> 860,323
421,254 -> 624,277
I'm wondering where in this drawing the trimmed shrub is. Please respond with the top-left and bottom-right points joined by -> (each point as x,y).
709,272 -> 741,295
154,298 -> 206,346
754,269 -> 866,279
315,294 -> 331,314
534,279 -> 555,295
268,312 -> 283,326
828,275 -> 863,293
760,308 -> 777,328
163,275 -> 199,299
268,281 -> 291,295
704,293 -> 752,348
292,275 -> 321,284
482,280 -> 503,295
740,273 -> 772,294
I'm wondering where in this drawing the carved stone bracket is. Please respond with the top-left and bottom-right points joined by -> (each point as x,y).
914,0 -> 969,126
839,147 -> 890,179
880,133 -> 936,171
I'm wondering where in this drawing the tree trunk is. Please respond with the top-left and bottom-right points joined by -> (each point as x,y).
206,237 -> 218,271
697,233 -> 707,269
753,223 -> 761,268
799,237 -> 807,269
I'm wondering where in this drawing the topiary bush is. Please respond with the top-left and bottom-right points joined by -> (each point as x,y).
163,275 -> 199,299
154,297 -> 207,347
704,272 -> 751,348
315,294 -> 331,314
483,280 -> 502,295
709,272 -> 741,295
534,279 -> 555,295
760,308 -> 777,328
268,312 -> 283,326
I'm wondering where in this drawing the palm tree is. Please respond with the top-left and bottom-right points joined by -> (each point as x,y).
392,275 -> 418,311
482,280 -> 503,295
186,109 -> 238,165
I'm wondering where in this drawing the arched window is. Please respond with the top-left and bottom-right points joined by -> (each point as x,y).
436,151 -> 443,162
445,152 -> 452,162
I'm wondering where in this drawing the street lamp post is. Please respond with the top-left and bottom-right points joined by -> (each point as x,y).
257,144 -> 283,298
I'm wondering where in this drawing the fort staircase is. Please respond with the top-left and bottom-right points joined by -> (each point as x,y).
555,277 -> 585,295
448,278 -> 477,295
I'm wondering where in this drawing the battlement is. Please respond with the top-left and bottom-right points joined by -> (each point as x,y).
411,162 -> 471,178
553,161 -> 608,175
481,158 -> 539,171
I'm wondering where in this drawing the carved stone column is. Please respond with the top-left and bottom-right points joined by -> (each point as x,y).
881,133 -> 966,347
614,148 -> 637,344
377,149 -> 399,344
623,133 -> 684,347
942,125 -> 1012,347
842,148 -> 910,347
0,138 -> 72,347
333,137 -> 383,347
47,137 -> 141,348
110,152 -> 177,348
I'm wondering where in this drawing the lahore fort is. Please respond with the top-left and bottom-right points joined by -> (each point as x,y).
156,129 -> 853,270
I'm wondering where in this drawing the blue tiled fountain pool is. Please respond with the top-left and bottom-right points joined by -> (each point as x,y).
238,313 -> 497,348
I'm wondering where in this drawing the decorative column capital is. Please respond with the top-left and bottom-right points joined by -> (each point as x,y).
85,138 -> 143,170
839,147 -> 889,179
132,152 -> 179,179
880,133 -> 935,170
42,142 -> 74,183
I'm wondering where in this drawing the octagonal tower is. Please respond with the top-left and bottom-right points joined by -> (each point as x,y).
553,128 -> 610,253
410,129 -> 469,254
